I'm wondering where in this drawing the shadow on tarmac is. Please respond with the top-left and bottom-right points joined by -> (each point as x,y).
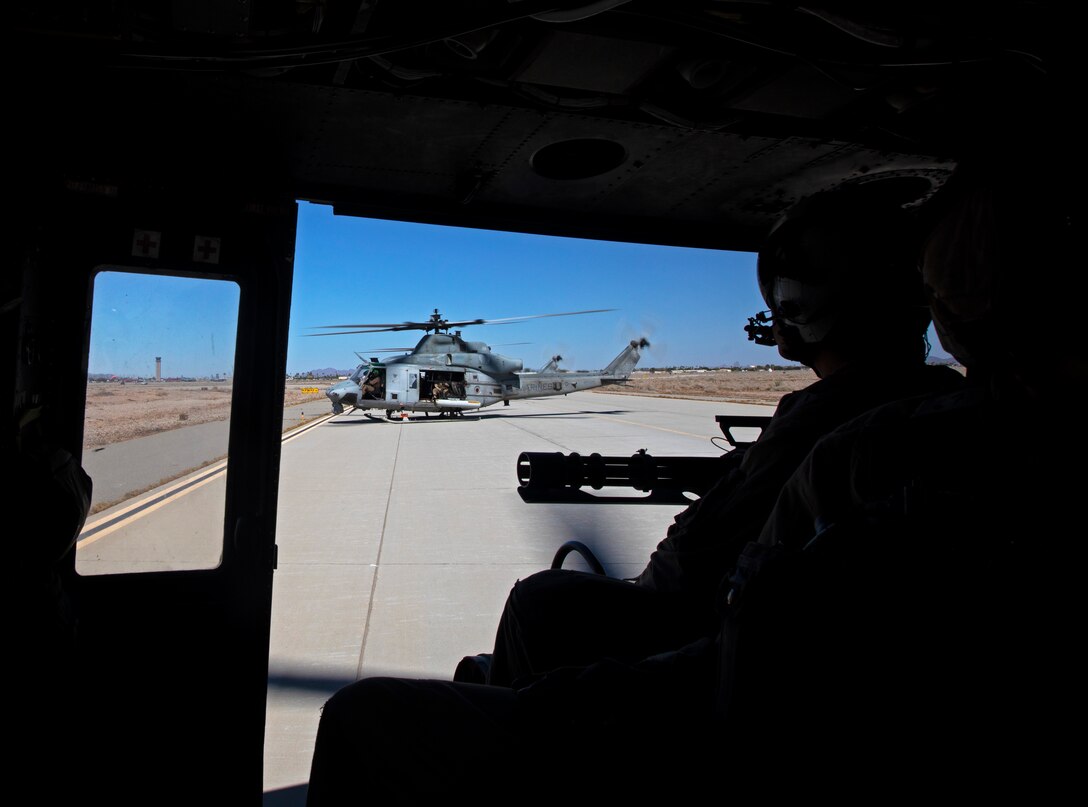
325,409 -> 632,425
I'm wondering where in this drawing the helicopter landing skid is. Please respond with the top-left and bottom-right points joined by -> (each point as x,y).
363,411 -> 398,422
362,409 -> 478,421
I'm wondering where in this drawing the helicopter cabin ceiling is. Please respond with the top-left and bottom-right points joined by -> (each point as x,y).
13,1 -> 1062,252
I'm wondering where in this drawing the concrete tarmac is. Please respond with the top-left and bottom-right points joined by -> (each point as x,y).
81,401 -> 325,511
76,390 -> 778,803
262,390 -> 775,803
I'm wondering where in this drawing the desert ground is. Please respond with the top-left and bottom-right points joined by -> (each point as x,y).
82,380 -> 327,450
594,367 -> 819,404
81,367 -> 843,449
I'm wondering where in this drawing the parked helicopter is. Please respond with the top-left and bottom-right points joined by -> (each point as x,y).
311,309 -> 649,418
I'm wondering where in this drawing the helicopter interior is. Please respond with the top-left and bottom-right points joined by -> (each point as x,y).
8,2 -> 1068,804
421,371 -> 468,402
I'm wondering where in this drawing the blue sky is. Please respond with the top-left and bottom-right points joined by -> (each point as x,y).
88,272 -> 240,379
289,202 -> 951,374
290,201 -> 787,374
87,200 -> 951,378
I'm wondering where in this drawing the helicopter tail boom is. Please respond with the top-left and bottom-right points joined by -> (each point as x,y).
602,338 -> 650,380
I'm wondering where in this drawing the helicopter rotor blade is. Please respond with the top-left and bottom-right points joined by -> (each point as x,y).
308,323 -> 416,330
303,324 -> 445,336
305,309 -> 616,336
351,341 -> 531,356
475,309 -> 616,326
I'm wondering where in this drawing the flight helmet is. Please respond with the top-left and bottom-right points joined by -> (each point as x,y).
921,149 -> 1080,394
746,182 -> 932,365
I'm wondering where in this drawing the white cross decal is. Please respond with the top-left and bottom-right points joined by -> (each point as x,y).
193,236 -> 221,264
132,229 -> 161,258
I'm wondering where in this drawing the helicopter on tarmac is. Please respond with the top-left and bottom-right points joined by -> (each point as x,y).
311,309 -> 649,418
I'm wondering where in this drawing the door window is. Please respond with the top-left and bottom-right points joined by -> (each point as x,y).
77,270 -> 240,575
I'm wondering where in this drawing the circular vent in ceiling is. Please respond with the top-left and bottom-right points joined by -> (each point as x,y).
530,138 -> 628,180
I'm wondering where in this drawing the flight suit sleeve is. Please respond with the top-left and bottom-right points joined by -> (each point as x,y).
757,400 -> 914,550
632,390 -> 815,602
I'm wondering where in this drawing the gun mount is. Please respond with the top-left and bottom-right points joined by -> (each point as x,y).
713,415 -> 774,449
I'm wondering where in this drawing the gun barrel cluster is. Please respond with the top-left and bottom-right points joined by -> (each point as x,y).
516,450 -> 722,500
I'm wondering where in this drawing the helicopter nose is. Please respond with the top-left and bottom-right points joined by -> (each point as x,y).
327,383 -> 359,406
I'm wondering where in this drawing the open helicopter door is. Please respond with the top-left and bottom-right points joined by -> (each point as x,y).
362,366 -> 386,401
421,369 -> 468,403
18,184 -> 295,804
